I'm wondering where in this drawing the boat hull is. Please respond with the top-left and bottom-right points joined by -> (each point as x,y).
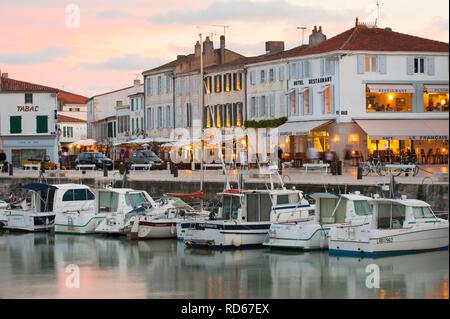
263,222 -> 331,250
329,224 -> 449,257
132,220 -> 178,239
95,215 -> 127,235
54,214 -> 105,234
4,212 -> 55,232
184,221 -> 271,247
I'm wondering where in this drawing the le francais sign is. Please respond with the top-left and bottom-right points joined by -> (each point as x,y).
17,105 -> 39,112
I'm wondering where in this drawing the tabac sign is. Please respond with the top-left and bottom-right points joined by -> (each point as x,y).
17,105 -> 39,112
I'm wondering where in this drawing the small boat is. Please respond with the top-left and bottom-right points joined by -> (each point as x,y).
263,192 -> 373,250
183,166 -> 314,248
329,195 -> 449,257
0,201 -> 8,227
94,188 -> 162,235
2,183 -> 93,232
128,197 -> 209,240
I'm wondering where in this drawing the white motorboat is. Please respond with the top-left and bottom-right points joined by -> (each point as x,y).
0,200 -> 8,227
2,183 -> 94,232
263,192 -> 373,250
329,195 -> 449,257
94,188 -> 158,235
128,197 -> 209,240
183,166 -> 314,248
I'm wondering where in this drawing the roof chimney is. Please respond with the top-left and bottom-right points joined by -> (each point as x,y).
309,25 -> 327,47
195,41 -> 201,57
1,73 -> 8,78
133,79 -> 141,87
265,41 -> 285,55
355,17 -> 359,26
220,35 -> 225,64
203,36 -> 214,54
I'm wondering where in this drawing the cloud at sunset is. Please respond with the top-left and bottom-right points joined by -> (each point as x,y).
0,0 -> 448,97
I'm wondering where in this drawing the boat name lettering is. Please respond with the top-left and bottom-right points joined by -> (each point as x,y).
377,237 -> 393,244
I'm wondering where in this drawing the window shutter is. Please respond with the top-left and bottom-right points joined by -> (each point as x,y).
320,59 -> 325,76
406,56 -> 414,75
279,94 -> 285,116
270,95 -> 275,116
378,56 -> 387,74
279,66 -> 284,81
331,85 -> 335,114
426,57 -> 435,76
296,63 -> 302,79
357,55 -> 365,74
36,116 -> 48,133
161,76 -> 166,94
304,61 -> 310,78
330,60 -> 336,75
149,78 -> 154,96
10,116 -> 21,133
145,78 -> 149,96
309,89 -> 314,115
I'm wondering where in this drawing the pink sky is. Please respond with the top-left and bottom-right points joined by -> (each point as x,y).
0,0 -> 448,97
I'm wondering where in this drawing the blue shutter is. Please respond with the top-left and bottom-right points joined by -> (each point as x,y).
357,55 -> 365,74
320,59 -> 325,76
426,57 -> 435,76
378,56 -> 387,74
406,57 -> 414,75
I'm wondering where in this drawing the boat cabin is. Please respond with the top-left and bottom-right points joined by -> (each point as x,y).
310,193 -> 373,225
219,189 -> 309,223
370,197 -> 437,230
95,188 -> 155,215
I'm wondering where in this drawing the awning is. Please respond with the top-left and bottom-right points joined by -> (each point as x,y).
278,120 -> 333,136
284,88 -> 296,95
367,84 -> 415,94
424,84 -> 449,93
18,183 -> 55,192
355,119 -> 449,140
317,85 -> 330,94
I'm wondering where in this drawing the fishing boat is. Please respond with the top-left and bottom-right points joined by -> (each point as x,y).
2,183 -> 93,232
95,188 -> 170,235
128,196 -> 210,240
329,195 -> 449,257
263,192 -> 373,250
183,166 -> 314,248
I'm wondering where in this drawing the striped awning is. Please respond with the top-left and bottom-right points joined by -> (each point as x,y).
367,84 -> 415,94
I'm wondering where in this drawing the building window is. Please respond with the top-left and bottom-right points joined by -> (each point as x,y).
279,66 -> 285,81
10,116 -> 22,133
259,96 -> 267,116
131,98 -> 134,111
107,122 -> 114,138
214,75 -> 222,93
36,116 -> 48,133
225,103 -> 232,127
215,104 -> 223,127
166,76 -> 172,94
250,71 -> 256,85
260,70 -> 266,83
321,86 -> 333,114
424,86 -> 449,112
269,68 -> 275,82
250,97 -> 256,118
233,73 -> 242,91
204,76 -> 212,94
63,127 -> 73,137
184,103 -> 190,127
185,77 -> 190,95
233,103 -> 243,127
302,89 -> 311,115
204,106 -> 213,128
414,58 -> 425,74
25,93 -> 33,104
157,76 -> 162,95
365,56 -> 378,73
223,74 -> 231,92
366,88 -> 412,113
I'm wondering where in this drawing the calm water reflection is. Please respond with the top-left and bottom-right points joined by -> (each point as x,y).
0,231 -> 448,299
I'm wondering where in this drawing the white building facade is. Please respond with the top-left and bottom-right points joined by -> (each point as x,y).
0,75 -> 59,166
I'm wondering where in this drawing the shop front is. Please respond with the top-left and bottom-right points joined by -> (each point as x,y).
356,119 -> 449,164
278,120 -> 335,165
2,135 -> 58,167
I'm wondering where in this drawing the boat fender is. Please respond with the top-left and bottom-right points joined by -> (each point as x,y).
232,236 -> 241,247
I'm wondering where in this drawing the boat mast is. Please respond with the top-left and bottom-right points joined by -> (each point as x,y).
199,32 -> 205,211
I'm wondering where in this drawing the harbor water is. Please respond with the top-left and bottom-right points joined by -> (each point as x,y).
0,230 -> 448,299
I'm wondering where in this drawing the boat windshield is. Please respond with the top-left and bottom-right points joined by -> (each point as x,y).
412,207 -> 435,219
354,200 -> 373,216
222,195 -> 241,220
125,192 -> 150,208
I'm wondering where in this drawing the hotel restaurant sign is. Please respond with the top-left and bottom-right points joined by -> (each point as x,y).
293,76 -> 333,87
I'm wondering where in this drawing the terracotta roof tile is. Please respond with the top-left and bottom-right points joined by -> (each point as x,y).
57,114 -> 87,123
0,76 -> 59,93
58,90 -> 88,104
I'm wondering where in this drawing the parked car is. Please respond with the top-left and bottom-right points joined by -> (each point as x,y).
130,150 -> 165,170
75,152 -> 113,170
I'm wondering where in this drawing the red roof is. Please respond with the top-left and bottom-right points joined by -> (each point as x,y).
286,25 -> 449,57
57,114 -> 87,124
0,76 -> 59,93
58,91 -> 88,105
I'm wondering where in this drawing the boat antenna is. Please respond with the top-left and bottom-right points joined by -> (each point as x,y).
199,32 -> 205,211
